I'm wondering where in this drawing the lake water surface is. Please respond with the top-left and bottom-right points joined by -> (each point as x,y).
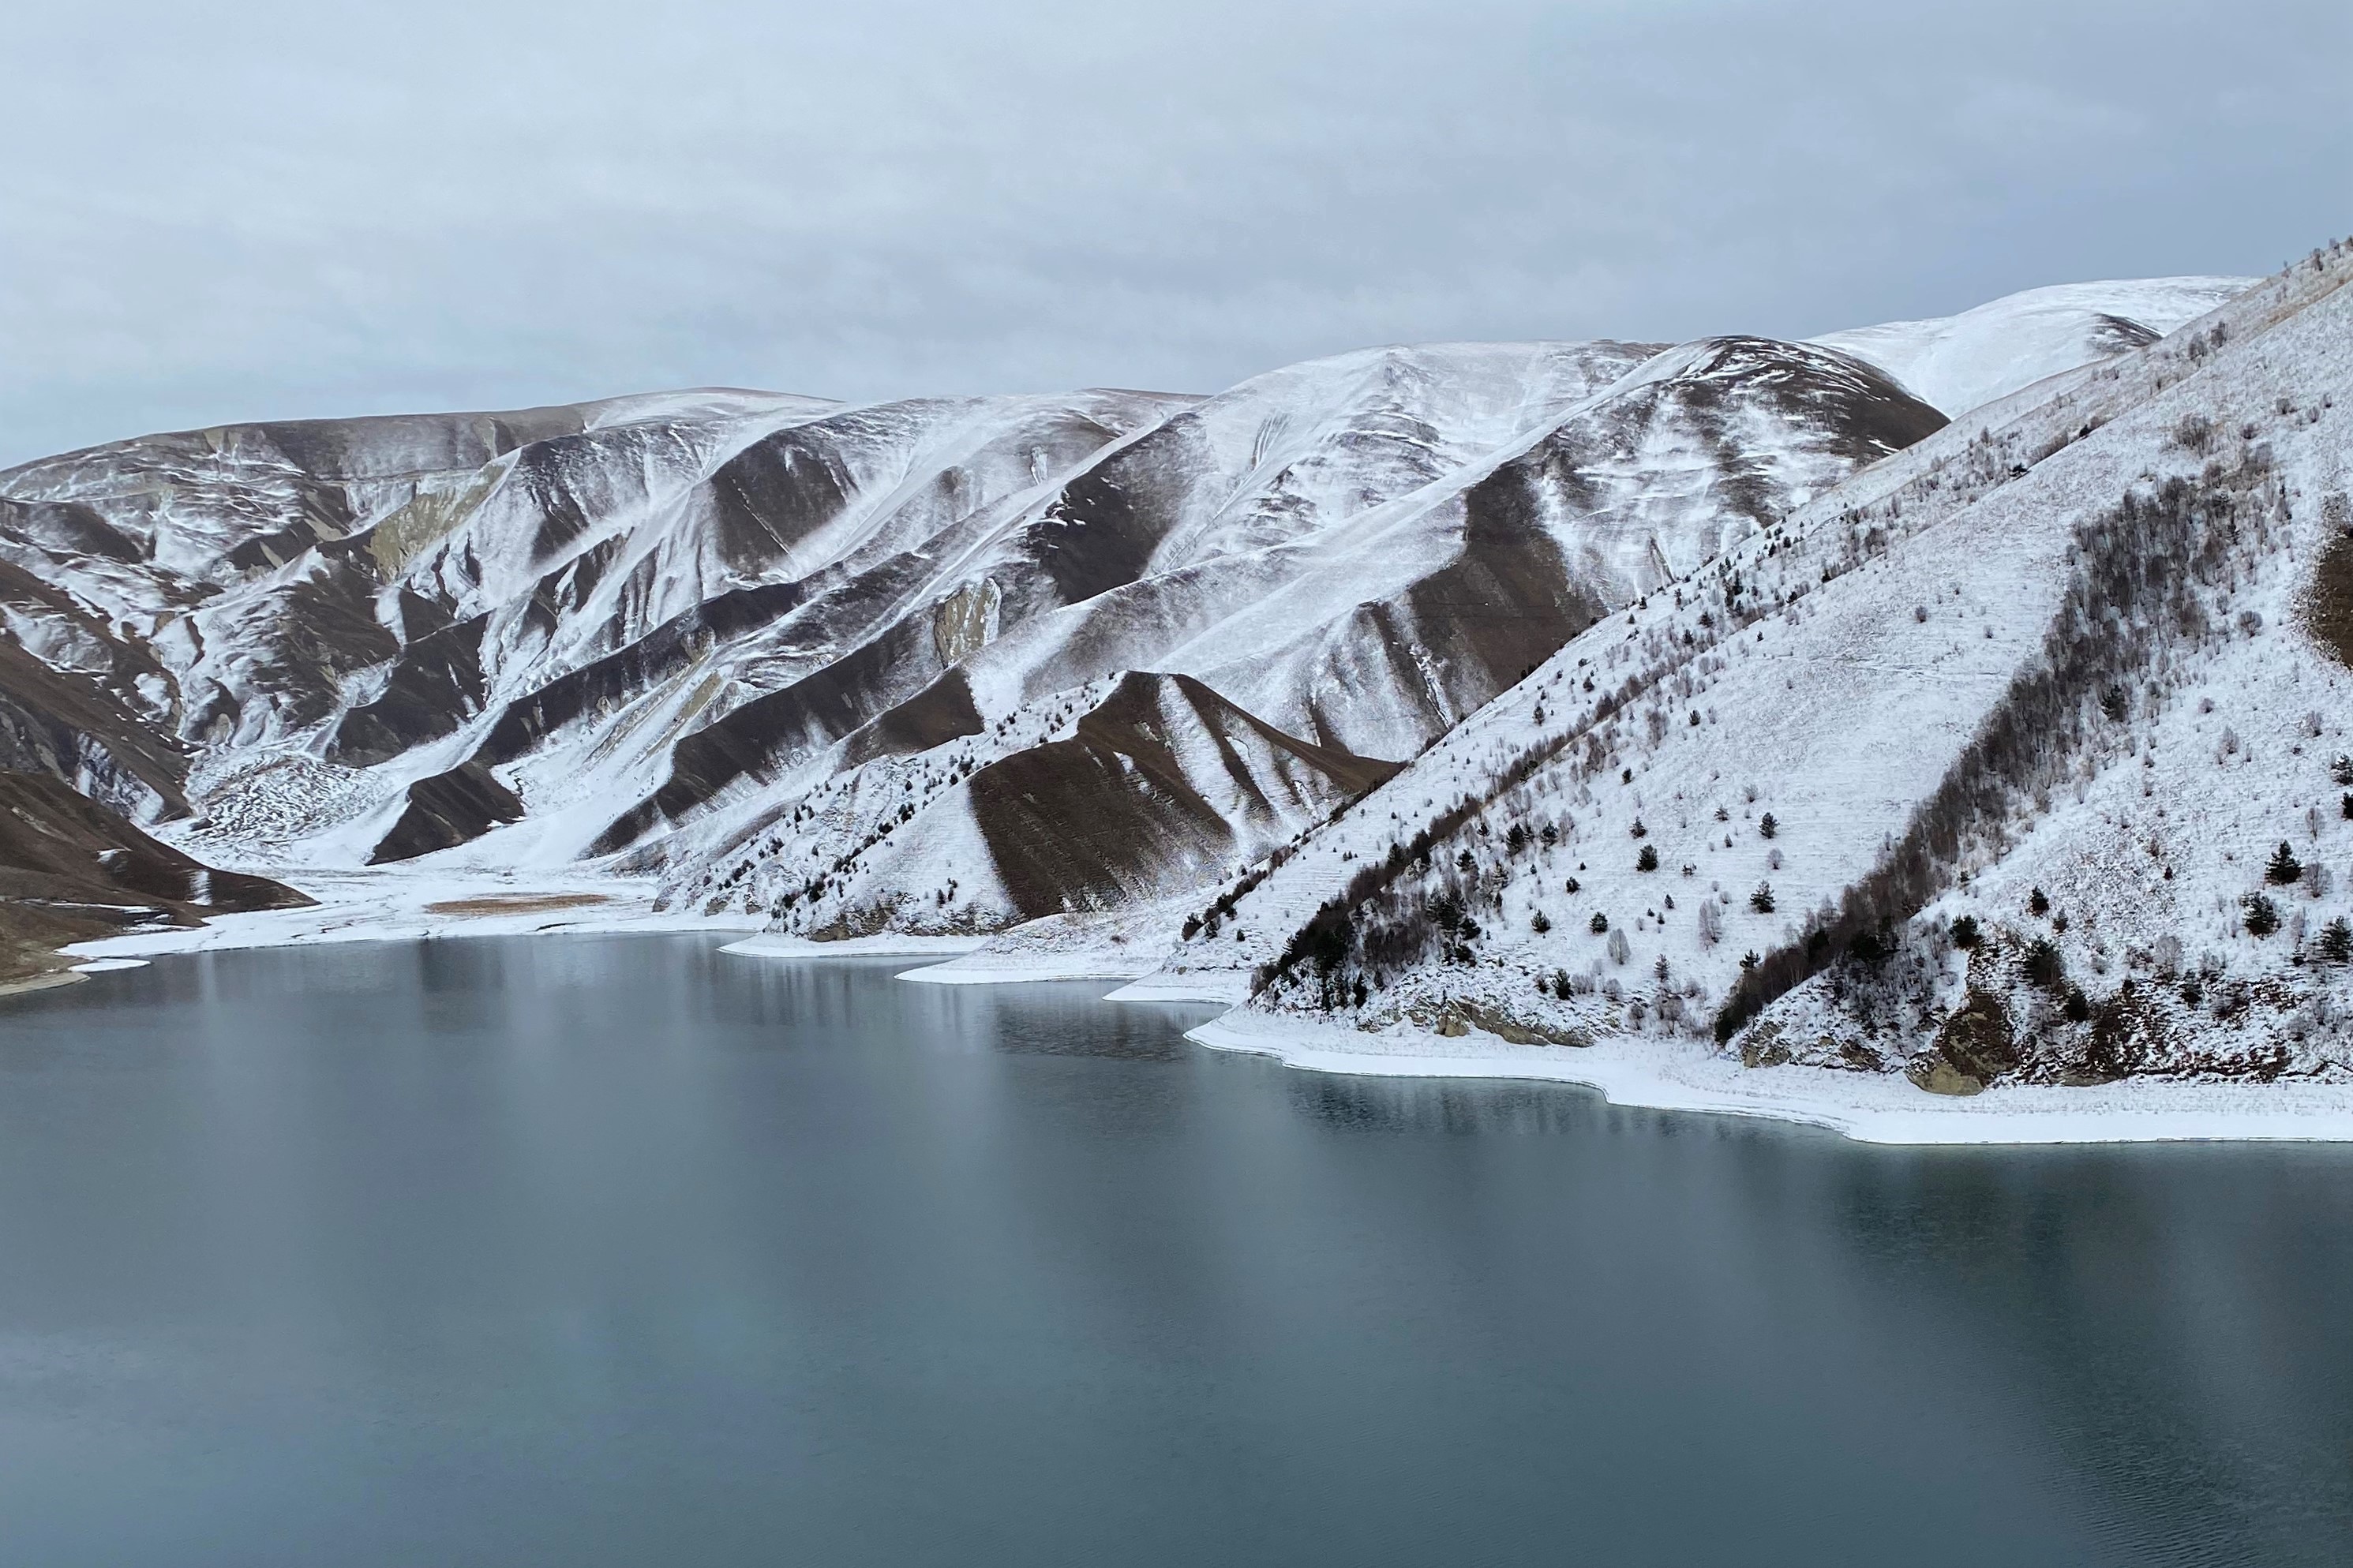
1,935 -> 2349,1566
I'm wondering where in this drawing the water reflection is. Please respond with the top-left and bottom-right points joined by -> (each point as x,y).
0,935 -> 2344,1568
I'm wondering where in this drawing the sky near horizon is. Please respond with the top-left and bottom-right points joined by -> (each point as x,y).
2,0 -> 2345,465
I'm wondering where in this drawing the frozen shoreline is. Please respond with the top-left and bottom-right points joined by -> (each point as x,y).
64,866 -> 763,960
895,949 -> 1158,986
725,936 -> 2353,1144
1182,1009 -> 2353,1147
721,932 -> 990,962
58,883 -> 2353,1146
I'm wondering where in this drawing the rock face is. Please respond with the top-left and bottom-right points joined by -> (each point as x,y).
0,278 -> 2246,953
1917,987 -> 2019,1091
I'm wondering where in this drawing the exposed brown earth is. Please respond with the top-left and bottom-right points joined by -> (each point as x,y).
422,893 -> 612,916
0,769 -> 311,984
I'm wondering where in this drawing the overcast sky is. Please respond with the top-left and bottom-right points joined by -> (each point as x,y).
3,0 -> 2345,464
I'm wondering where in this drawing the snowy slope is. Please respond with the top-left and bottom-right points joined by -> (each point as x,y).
1195,241 -> 2350,1092
1813,277 -> 2252,415
0,273 -> 2267,963
663,333 -> 1942,933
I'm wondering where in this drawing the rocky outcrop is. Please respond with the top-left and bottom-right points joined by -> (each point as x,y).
1909,986 -> 2020,1095
1436,1000 -> 1591,1048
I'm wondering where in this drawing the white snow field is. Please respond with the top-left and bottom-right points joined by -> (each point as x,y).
1812,275 -> 2252,416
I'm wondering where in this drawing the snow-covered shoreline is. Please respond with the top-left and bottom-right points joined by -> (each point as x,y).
720,932 -> 989,962
63,867 -> 765,960
894,949 -> 1157,986
740,931 -> 2353,1144
55,882 -> 2353,1147
1182,1008 -> 2353,1147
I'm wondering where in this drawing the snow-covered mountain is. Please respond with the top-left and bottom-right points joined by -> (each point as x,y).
1812,276 -> 2247,416
0,266 -> 2296,1049
1180,244 -> 2350,1091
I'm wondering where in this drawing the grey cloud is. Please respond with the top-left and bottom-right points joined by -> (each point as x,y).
2,0 -> 2345,463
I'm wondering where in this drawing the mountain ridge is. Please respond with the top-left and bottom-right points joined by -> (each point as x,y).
0,266 -> 2304,1093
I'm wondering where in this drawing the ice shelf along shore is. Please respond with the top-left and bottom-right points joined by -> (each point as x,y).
1182,1008 -> 2353,1147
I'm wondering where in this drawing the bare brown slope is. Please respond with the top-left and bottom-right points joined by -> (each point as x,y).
967,672 -> 1402,920
0,637 -> 193,820
0,771 -> 311,985
367,762 -> 526,865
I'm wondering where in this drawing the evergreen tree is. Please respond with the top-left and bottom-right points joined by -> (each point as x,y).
2320,918 -> 2353,964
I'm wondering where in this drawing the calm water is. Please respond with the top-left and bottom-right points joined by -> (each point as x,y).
1,937 -> 2349,1566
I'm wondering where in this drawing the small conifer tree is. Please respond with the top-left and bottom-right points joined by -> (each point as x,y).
2319,918 -> 2353,964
